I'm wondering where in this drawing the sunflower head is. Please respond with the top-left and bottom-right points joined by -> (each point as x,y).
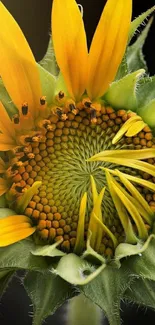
0,1 -> 155,324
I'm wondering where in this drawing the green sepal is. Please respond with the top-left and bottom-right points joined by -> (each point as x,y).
115,54 -> 129,81
82,235 -> 106,264
0,239 -> 48,271
52,253 -> 106,285
31,242 -> 66,257
24,270 -> 75,325
124,277 -> 155,310
137,76 -> 155,107
104,69 -> 144,111
38,64 -> 56,106
0,195 -> 7,208
0,208 -> 16,218
80,265 -> 133,325
125,236 -> 155,281
0,270 -> 15,297
39,39 -> 59,76
114,235 -> 154,267
54,72 -> 69,97
128,5 -> 155,43
137,99 -> 155,128
0,79 -> 17,117
127,18 -> 153,73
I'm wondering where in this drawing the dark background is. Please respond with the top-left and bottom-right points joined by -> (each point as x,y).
0,0 -> 155,324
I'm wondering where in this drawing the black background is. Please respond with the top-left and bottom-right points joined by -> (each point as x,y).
0,0 -> 155,324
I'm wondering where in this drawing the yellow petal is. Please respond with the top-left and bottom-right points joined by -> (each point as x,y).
74,192 -> 87,254
0,102 -> 16,137
0,178 -> 8,196
87,0 -> 132,99
0,214 -> 36,247
0,215 -> 30,228
0,3 -> 42,116
0,134 -> 16,151
52,0 -> 88,100
0,158 -> 6,173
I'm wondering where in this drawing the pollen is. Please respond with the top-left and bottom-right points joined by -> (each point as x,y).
4,95 -> 155,254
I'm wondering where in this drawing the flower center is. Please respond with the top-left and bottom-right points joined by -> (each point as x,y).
6,99 -> 155,254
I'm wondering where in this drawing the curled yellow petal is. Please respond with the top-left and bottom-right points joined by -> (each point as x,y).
0,215 -> 36,247
87,0 -> 132,99
0,3 -> 42,116
52,0 -> 88,100
74,192 -> 87,254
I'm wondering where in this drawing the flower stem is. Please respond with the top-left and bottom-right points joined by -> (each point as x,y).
67,294 -> 103,325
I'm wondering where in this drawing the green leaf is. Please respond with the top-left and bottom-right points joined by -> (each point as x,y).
0,270 -> 15,296
104,69 -> 144,111
128,6 -> 155,43
37,64 -> 56,106
0,79 -> 17,117
39,39 -> 59,76
53,253 -> 106,285
126,236 -> 155,281
81,265 -> 132,325
0,208 -> 16,218
24,270 -> 75,325
0,239 -> 48,271
124,278 -> 155,310
137,76 -> 155,107
127,18 -> 153,72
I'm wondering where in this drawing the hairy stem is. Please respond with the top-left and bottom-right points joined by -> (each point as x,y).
67,294 -> 103,325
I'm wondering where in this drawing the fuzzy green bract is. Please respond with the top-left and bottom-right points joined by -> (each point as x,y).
0,5 -> 155,325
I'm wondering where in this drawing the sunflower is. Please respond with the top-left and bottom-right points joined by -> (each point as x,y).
0,0 -> 155,324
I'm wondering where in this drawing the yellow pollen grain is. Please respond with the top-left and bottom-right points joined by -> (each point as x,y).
52,220 -> 59,229
46,220 -> 51,229
13,174 -> 22,182
32,209 -> 40,219
61,240 -> 70,252
47,213 -> 53,220
40,212 -> 47,220
49,228 -> 56,240
29,201 -> 36,209
57,228 -> 64,236
43,205 -> 51,213
64,225 -> 71,233
38,220 -> 46,230
54,213 -> 61,220
59,219 -> 66,227
40,229 -> 49,239
18,166 -> 25,174
25,207 -> 33,217
27,178 -> 34,186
